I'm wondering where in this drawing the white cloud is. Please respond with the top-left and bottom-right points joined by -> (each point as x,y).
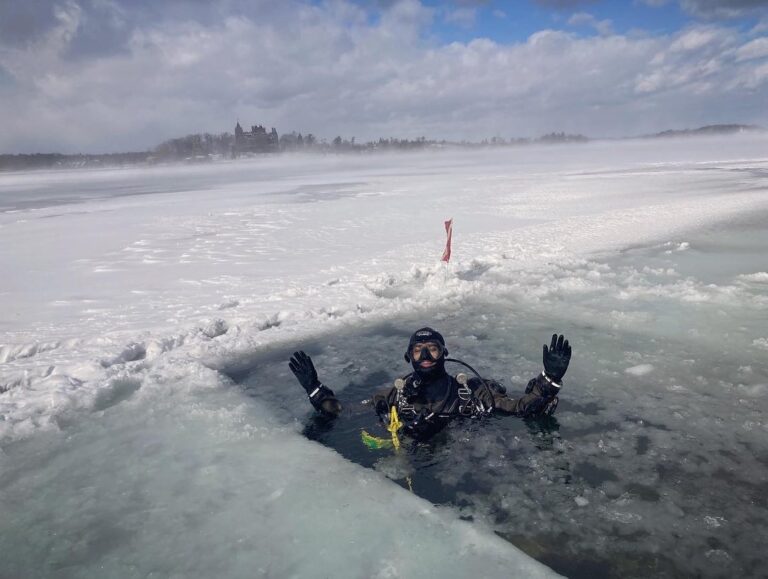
735,59 -> 768,87
635,26 -> 739,92
735,36 -> 768,60
669,26 -> 725,51
753,16 -> 768,32
0,0 -> 767,152
679,0 -> 768,19
568,12 -> 614,36
641,0 -> 768,19
444,7 -> 477,28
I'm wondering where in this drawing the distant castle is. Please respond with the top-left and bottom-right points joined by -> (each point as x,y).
234,122 -> 278,155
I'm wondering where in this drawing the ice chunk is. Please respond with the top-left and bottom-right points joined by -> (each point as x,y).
752,338 -> 768,350
624,364 -> 654,376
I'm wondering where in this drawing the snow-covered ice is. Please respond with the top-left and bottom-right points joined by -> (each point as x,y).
1,135 -> 768,577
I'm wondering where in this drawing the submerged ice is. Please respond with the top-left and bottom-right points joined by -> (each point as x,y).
1,137 -> 768,578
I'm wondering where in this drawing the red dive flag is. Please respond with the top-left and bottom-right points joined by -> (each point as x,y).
441,218 -> 453,262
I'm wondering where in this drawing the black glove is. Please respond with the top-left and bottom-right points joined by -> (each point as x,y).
543,334 -> 571,382
375,399 -> 390,421
403,409 -> 434,440
289,351 -> 320,395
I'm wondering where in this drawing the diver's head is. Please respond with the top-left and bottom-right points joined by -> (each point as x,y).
404,327 -> 449,381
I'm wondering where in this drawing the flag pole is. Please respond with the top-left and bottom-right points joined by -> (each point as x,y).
441,218 -> 453,263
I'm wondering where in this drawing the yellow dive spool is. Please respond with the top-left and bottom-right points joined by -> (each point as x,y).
360,406 -> 403,450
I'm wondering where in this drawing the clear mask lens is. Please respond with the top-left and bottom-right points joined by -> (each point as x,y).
411,342 -> 444,361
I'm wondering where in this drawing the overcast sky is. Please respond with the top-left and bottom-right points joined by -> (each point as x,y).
1,0 -> 767,153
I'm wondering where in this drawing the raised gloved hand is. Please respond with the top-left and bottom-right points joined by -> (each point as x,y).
289,351 -> 320,395
543,334 -> 571,383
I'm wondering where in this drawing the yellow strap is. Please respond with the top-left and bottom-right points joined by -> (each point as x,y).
387,406 -> 403,450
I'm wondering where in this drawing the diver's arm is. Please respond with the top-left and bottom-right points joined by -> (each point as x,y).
490,374 -> 560,416
483,333 -> 571,417
467,376 -> 557,416
289,351 -> 342,418
310,386 -> 343,417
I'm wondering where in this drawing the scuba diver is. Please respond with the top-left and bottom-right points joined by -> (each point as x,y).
289,328 -> 571,442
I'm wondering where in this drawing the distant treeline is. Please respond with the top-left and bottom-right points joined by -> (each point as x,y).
2,123 -> 761,172
154,132 -> 234,159
0,131 -> 595,171
649,124 -> 764,138
154,130 -> 590,159
153,132 -> 438,157
0,152 -> 151,172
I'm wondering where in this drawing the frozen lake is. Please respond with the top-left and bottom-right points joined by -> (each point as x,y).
1,138 -> 767,578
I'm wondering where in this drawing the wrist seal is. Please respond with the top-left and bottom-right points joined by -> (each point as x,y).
541,371 -> 562,386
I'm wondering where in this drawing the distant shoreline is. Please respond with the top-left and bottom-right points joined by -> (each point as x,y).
1,124 -> 763,173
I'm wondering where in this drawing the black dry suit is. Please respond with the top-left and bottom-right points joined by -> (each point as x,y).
368,371 -> 560,441
300,327 -> 565,442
